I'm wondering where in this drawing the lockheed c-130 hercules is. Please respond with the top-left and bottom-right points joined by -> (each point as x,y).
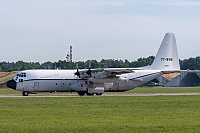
7,33 -> 180,96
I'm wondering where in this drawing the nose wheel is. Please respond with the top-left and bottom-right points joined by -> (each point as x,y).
22,91 -> 29,96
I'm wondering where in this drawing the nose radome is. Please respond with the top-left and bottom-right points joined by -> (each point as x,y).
6,79 -> 16,90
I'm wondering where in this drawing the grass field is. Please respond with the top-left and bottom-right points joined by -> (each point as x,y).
1,87 -> 200,132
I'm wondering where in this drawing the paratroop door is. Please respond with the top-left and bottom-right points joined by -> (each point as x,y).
33,82 -> 39,91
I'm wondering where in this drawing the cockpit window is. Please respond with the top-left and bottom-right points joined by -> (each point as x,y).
19,73 -> 26,77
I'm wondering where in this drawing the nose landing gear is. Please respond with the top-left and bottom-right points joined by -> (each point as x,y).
22,91 -> 29,96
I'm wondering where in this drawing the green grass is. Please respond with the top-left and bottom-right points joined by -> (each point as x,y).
1,87 -> 200,132
0,88 -> 21,94
0,95 -> 200,132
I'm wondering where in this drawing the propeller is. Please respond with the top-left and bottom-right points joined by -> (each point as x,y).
86,60 -> 92,77
74,63 -> 80,78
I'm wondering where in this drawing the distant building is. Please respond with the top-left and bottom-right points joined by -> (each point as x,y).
144,71 -> 200,87
164,71 -> 200,87
143,73 -> 180,86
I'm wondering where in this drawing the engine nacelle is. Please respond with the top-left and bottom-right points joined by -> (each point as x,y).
96,71 -> 107,78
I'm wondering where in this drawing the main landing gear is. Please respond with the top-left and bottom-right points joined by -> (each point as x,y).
77,91 -> 85,96
77,91 -> 102,96
22,91 -> 29,96
96,93 -> 102,96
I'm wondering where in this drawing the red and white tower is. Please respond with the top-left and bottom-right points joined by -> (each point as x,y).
70,46 -> 72,62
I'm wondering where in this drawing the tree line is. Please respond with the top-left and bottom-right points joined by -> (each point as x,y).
0,56 -> 199,72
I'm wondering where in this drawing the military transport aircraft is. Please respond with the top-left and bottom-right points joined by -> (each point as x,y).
7,33 -> 180,96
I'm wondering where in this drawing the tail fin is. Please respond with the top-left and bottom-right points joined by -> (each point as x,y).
147,33 -> 180,70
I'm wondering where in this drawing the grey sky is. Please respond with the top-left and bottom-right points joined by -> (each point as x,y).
0,0 -> 200,63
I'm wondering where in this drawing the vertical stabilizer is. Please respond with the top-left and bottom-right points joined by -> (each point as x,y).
148,33 -> 180,70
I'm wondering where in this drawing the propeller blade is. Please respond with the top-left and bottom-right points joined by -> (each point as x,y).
86,69 -> 91,77
86,60 -> 92,77
74,63 -> 80,78
88,60 -> 91,68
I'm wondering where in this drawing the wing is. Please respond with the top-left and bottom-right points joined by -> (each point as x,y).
104,68 -> 135,75
78,68 -> 144,79
92,68 -> 144,78
161,70 -> 189,74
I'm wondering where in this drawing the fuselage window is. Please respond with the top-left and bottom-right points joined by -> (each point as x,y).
19,79 -> 23,82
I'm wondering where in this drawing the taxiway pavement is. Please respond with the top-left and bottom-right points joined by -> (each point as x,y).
0,92 -> 200,98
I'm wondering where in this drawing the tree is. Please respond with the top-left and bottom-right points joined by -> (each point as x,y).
0,56 -> 200,72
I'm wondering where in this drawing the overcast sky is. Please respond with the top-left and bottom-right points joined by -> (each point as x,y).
0,0 -> 200,63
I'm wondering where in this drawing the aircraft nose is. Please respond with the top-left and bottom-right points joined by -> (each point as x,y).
6,79 -> 16,90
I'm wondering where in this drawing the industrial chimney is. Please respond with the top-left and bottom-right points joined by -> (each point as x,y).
66,46 -> 72,62
70,46 -> 72,62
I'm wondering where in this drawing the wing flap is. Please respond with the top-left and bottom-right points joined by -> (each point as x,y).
78,68 -> 143,78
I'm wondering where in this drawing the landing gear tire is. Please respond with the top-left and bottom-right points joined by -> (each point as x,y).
96,93 -> 102,96
77,91 -> 85,96
22,91 -> 29,96
86,93 -> 94,96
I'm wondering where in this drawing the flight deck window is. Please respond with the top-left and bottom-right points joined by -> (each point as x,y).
20,73 -> 26,77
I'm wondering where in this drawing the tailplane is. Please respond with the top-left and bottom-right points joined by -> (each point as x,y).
146,33 -> 180,70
